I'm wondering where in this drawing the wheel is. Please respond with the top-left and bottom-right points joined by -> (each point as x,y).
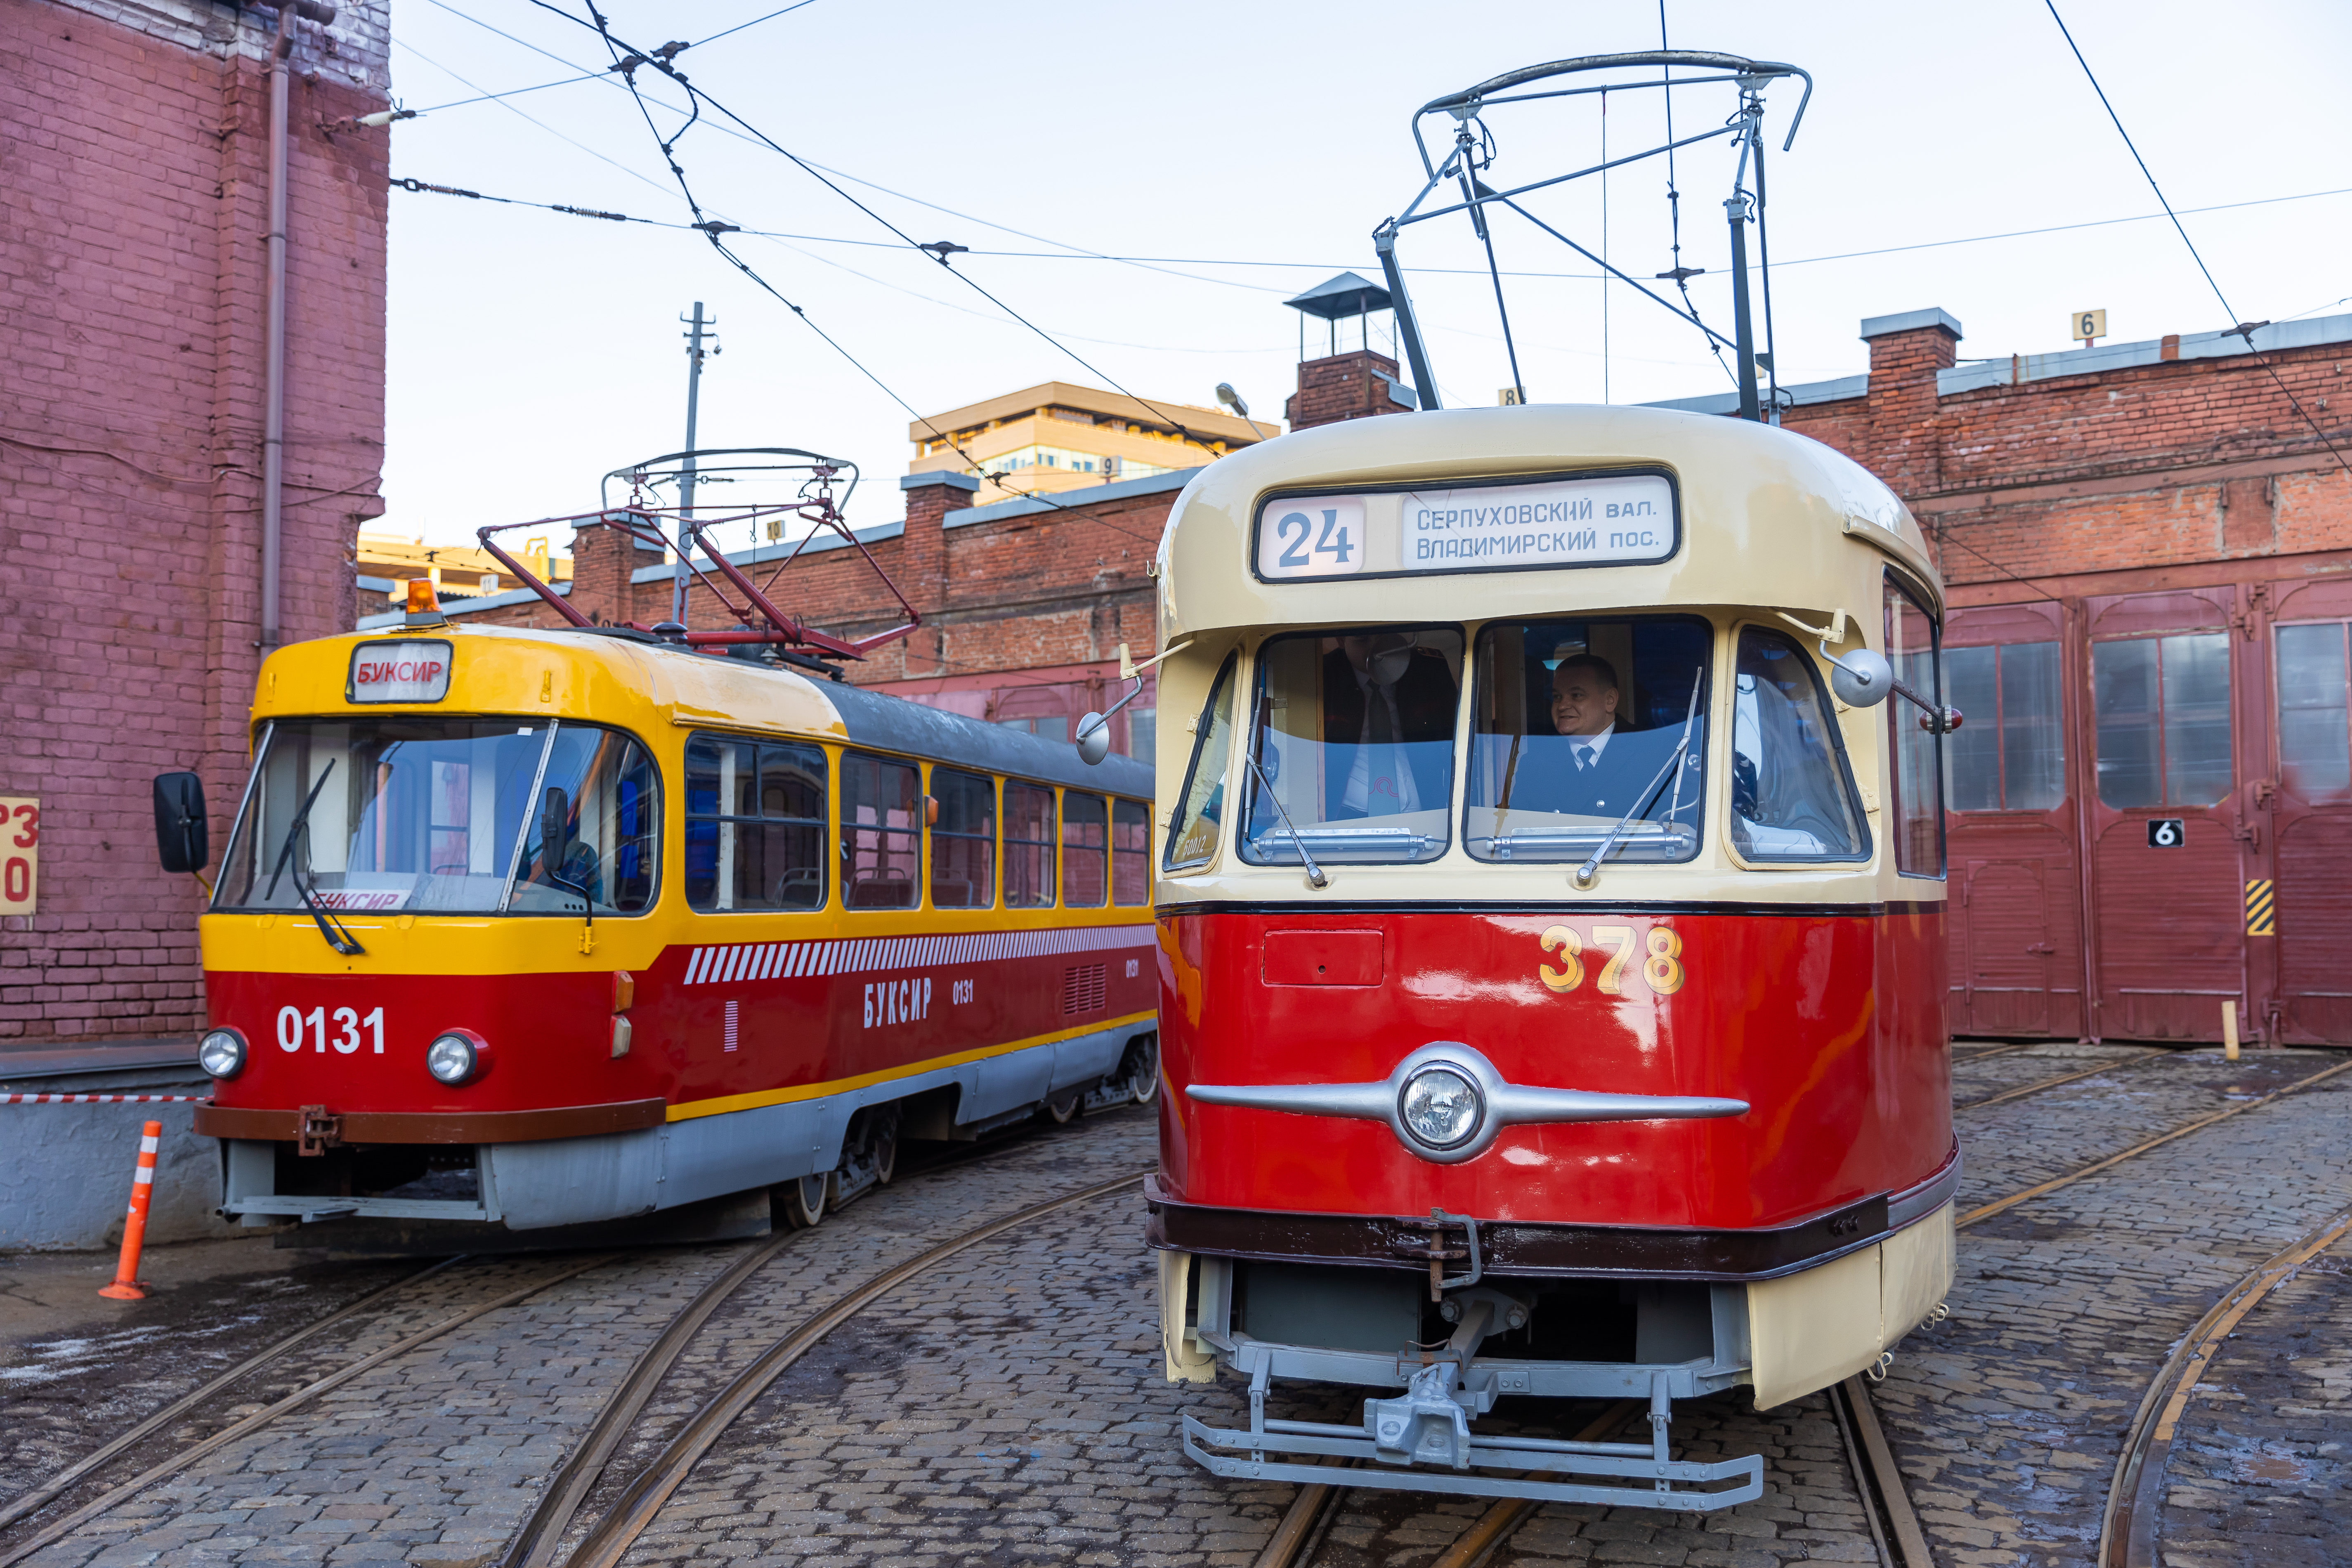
870,1115 -> 898,1186
778,1171 -> 828,1229
1124,1033 -> 1161,1106
1042,1089 -> 1082,1125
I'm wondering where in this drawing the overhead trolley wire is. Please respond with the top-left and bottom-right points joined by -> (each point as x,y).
2044,0 -> 2350,479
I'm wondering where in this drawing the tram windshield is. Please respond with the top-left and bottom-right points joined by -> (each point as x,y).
1465,618 -> 1710,862
1243,627 -> 1464,865
213,719 -> 658,916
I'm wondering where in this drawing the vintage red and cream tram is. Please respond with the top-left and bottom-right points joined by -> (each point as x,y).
1139,403 -> 1957,1510
166,611 -> 1158,1245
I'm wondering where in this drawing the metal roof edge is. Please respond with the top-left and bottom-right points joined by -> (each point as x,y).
1938,312 -> 2352,396
1640,373 -> 1869,416
356,580 -> 573,630
628,520 -> 908,585
947,466 -> 1205,529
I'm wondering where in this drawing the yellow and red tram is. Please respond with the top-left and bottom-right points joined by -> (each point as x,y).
1139,403 -> 1958,1510
178,620 -> 1158,1242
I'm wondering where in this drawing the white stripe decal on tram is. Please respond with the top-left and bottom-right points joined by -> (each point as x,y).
681,924 -> 1154,984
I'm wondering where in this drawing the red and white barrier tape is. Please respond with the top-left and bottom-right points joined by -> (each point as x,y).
1,1093 -> 213,1104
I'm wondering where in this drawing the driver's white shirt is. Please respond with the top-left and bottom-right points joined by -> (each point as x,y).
1566,722 -> 1615,767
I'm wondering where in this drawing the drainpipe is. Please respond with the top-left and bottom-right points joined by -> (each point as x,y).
260,0 -> 337,647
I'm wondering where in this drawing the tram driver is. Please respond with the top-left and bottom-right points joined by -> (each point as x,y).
1319,633 -> 1457,819
1516,652 -> 1679,820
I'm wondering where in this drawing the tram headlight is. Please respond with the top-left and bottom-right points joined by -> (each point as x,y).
198,1028 -> 247,1080
426,1030 -> 486,1086
1398,1064 -> 1483,1150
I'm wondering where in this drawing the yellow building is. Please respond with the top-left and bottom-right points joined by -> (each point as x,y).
356,531 -> 572,611
907,382 -> 1272,505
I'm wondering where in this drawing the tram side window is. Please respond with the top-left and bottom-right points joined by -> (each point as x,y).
2278,621 -> 2352,803
2092,633 -> 2232,808
1166,654 -> 1238,871
1943,642 -> 2065,811
684,734 -> 826,912
843,753 -> 921,909
1005,782 -> 1057,908
1730,628 -> 1869,862
1111,799 -> 1151,904
1884,576 -> 1947,876
1244,626 -> 1464,866
1062,791 -> 1108,907
1464,617 -> 1710,863
929,767 -> 996,908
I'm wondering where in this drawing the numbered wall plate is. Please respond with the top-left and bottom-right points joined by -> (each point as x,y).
1251,467 -> 1680,584
2147,817 -> 2186,848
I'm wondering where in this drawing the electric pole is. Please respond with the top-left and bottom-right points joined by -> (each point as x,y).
673,302 -> 718,624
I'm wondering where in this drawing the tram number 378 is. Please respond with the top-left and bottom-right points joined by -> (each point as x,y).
1536,924 -> 1686,997
277,1004 -> 387,1054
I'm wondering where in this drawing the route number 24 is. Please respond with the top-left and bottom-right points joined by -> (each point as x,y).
1273,508 -> 1353,569
277,1005 -> 385,1054
1536,924 -> 1686,997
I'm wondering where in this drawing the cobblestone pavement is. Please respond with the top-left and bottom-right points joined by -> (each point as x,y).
12,1045 -> 2352,1568
2145,1228 -> 2352,1566
2,1111 -> 1155,1568
1875,1048 -> 2352,1568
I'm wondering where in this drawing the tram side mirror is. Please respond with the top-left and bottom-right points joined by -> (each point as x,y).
153,772 -> 209,874
1824,646 -> 1894,708
540,786 -> 572,872
1074,713 -> 1111,767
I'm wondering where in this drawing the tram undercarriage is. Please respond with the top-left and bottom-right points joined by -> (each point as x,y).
211,1025 -> 1158,1251
1154,1169 -> 1955,1511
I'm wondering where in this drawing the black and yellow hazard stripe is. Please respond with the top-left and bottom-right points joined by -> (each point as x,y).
2246,878 -> 2276,936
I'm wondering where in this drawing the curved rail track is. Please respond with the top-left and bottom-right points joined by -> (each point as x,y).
2098,1202 -> 2352,1568
0,1124 -> 1141,1568
9,1052 -> 2347,1568
1242,1048 -> 2352,1568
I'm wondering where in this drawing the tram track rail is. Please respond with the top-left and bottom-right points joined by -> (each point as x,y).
0,1256 -> 461,1534
1249,1049 -> 2352,1568
0,1115 -> 1142,1568
0,1252 -> 622,1568
1951,1047 -> 2168,1111
541,1169 -> 1149,1568
2097,1201 -> 2352,1567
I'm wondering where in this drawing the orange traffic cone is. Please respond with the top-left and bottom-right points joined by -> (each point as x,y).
98,1120 -> 161,1301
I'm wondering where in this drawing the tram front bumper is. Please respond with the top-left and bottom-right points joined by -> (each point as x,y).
1180,1347 -> 1764,1512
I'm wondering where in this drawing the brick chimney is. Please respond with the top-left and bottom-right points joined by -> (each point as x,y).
567,517 -> 667,627
898,470 -> 978,675
1285,350 -> 1418,431
1860,308 -> 1962,497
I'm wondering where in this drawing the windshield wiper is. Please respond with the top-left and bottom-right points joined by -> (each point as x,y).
1573,666 -> 1705,890
1243,746 -> 1329,890
262,760 -> 366,956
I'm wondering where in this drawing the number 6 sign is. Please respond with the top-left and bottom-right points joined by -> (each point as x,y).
0,797 -> 37,916
2147,817 -> 2185,849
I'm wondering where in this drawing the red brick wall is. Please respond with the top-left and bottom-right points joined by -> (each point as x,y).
1783,324 -> 2352,588
1285,349 -> 1412,430
0,2 -> 388,1044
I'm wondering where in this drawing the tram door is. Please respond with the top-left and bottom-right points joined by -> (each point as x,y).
1943,604 -> 2083,1038
2269,579 -> 2352,1046
2081,589 -> 2249,1042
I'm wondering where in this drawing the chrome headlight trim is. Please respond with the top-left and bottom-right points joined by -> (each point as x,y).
1187,1041 -> 1748,1164
1397,1062 -> 1484,1152
198,1027 -> 247,1080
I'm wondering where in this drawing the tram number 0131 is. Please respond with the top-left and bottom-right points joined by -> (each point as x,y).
1536,924 -> 1685,997
277,1004 -> 387,1054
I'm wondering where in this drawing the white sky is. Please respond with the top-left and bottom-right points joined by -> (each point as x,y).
378,0 -> 2351,550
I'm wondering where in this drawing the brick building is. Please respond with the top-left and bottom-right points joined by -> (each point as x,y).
1652,308 -> 2352,1046
1,0 -> 391,1045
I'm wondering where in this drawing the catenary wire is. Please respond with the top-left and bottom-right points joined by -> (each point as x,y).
2044,1 -> 2350,479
